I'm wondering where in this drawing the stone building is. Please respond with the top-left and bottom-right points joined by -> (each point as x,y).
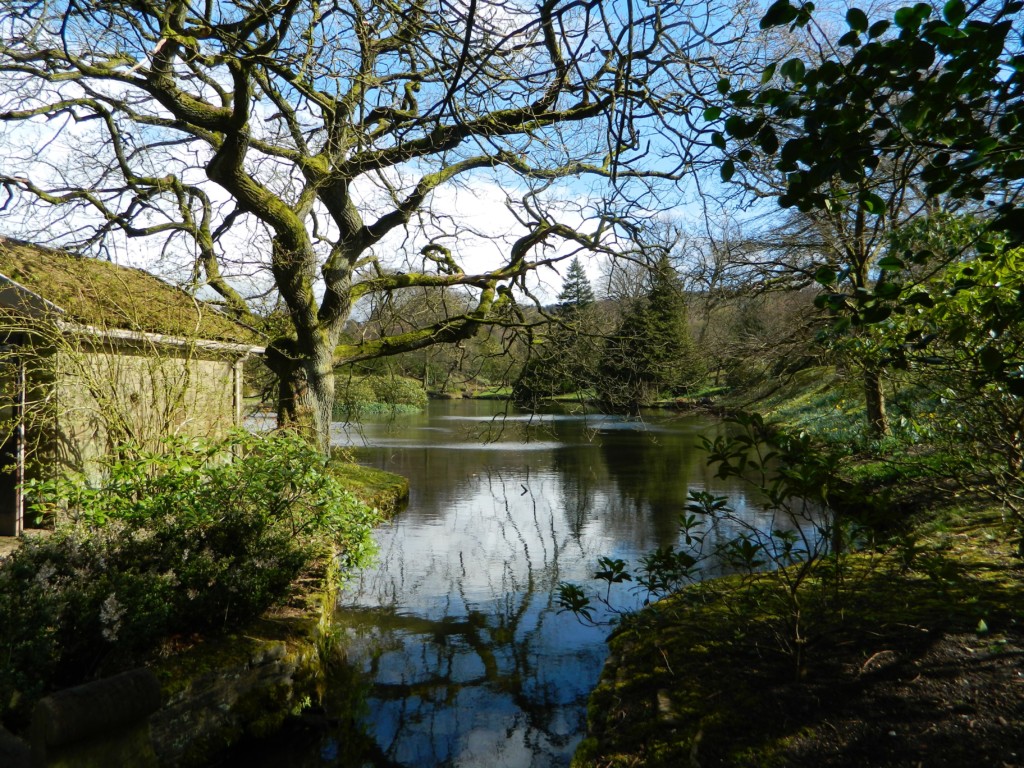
0,238 -> 265,536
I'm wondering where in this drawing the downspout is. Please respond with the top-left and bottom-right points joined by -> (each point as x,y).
233,356 -> 245,428
14,354 -> 25,536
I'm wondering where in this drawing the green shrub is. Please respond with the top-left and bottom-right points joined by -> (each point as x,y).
0,431 -> 380,726
334,374 -> 428,418
368,374 -> 428,408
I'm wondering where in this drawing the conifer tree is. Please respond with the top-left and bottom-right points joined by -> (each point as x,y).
512,258 -> 599,407
557,258 -> 596,319
598,254 -> 704,409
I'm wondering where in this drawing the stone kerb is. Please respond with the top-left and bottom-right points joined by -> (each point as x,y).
30,668 -> 162,767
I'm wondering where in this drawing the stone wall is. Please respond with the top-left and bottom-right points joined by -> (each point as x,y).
5,618 -> 330,768
49,344 -> 239,481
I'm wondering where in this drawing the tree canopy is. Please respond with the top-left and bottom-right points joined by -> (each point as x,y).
0,0 -> 738,445
720,0 -> 1022,243
598,252 -> 703,409
709,0 -> 1023,434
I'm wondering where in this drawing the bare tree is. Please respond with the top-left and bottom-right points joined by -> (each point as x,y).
0,0 -> 744,448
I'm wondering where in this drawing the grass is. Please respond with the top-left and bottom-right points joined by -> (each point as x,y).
327,454 -> 409,517
469,386 -> 513,399
748,367 -> 869,448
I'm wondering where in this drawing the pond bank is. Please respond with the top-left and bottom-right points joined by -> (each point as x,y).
2,462 -> 409,768
573,507 -> 1024,767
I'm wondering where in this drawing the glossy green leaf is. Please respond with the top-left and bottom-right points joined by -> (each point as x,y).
814,266 -> 837,285
859,191 -> 886,214
894,6 -> 917,28
861,304 -> 892,323
724,115 -> 744,136
761,0 -> 798,28
780,58 -> 806,83
877,255 -> 906,271
846,7 -> 869,31
904,291 -> 935,308
758,126 -> 779,153
868,19 -> 891,37
943,0 -> 966,25
838,30 -> 861,47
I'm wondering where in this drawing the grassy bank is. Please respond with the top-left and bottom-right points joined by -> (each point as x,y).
575,505 -> 1024,767
328,455 -> 409,517
574,370 -> 1024,767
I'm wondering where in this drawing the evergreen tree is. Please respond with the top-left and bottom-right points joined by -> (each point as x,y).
644,254 -> 704,392
513,258 -> 599,407
556,258 -> 596,318
598,254 -> 704,410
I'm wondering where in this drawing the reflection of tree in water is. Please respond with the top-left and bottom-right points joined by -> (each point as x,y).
596,420 -> 716,548
593,417 -> 745,548
550,438 -> 604,541
332,407 -> 767,767
338,468 -> 605,767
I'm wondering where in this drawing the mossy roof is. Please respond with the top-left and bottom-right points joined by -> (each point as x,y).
0,237 -> 263,346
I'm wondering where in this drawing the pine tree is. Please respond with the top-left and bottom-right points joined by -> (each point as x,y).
556,258 -> 596,318
644,253 -> 703,392
598,253 -> 704,409
512,258 -> 599,407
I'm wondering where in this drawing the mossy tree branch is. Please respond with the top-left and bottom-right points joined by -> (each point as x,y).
0,0 -> 744,445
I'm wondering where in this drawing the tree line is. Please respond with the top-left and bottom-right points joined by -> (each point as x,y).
0,0 -> 1020,454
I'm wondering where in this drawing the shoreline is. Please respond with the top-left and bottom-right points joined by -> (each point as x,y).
572,504 -> 1024,767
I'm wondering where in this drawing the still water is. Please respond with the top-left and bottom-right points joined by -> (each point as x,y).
320,399 -> 772,768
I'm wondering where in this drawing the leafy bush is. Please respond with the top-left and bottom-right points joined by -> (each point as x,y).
334,374 -> 428,418
367,375 -> 428,409
0,431 -> 380,725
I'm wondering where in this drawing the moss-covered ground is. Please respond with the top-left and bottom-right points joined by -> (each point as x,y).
327,456 -> 409,518
576,506 -> 1024,767
576,371 -> 1024,767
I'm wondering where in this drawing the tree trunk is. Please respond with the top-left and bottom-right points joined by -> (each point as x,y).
265,337 -> 336,454
305,345 -> 336,454
864,367 -> 889,438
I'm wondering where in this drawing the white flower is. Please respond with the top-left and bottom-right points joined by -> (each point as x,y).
100,593 -> 126,642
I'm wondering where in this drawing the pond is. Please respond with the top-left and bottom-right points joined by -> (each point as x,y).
328,399 -> 780,768
239,399 -> 788,767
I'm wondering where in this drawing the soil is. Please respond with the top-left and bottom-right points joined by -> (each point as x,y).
780,630 -> 1024,768
576,519 -> 1024,768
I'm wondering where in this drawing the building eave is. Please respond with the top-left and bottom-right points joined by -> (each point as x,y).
0,273 -> 264,356
54,320 -> 266,357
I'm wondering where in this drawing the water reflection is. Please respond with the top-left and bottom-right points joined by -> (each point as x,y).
329,400 -> 769,767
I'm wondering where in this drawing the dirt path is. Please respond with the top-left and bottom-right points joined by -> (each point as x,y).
779,631 -> 1024,767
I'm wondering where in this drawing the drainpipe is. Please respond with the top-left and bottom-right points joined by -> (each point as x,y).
14,354 -> 25,537
233,356 -> 245,428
